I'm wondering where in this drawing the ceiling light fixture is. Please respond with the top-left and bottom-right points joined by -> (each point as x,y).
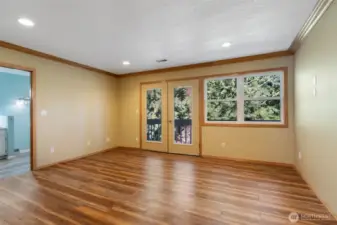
123,61 -> 130,65
18,18 -> 35,27
15,97 -> 30,107
222,42 -> 232,48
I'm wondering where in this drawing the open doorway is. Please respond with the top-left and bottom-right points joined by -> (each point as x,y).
0,63 -> 35,178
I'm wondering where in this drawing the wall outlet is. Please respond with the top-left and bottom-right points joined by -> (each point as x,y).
106,137 -> 110,143
298,151 -> 302,160
221,142 -> 226,148
87,141 -> 91,146
50,147 -> 54,153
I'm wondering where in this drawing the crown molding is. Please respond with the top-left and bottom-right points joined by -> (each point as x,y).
0,41 -> 118,77
117,50 -> 293,78
290,0 -> 334,52
0,40 -> 292,78
1,1 -> 327,78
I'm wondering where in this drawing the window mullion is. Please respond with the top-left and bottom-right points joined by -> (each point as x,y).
237,77 -> 244,122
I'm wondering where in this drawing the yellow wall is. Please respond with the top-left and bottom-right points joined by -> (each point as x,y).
117,55 -> 295,164
294,1 -> 337,215
0,47 -> 118,168
0,47 -> 295,167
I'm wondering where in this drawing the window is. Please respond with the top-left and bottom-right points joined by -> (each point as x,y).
146,88 -> 162,142
174,86 -> 192,144
204,69 -> 286,126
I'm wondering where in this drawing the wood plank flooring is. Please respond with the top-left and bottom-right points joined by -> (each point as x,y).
0,152 -> 30,179
0,148 -> 335,225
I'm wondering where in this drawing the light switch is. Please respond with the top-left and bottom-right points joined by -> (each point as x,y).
313,75 -> 317,85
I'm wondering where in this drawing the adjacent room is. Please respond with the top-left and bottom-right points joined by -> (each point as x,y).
0,66 -> 31,178
0,0 -> 336,224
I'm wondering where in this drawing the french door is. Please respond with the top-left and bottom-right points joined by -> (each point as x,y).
141,79 -> 200,156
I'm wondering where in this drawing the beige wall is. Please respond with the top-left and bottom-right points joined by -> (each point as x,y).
294,1 -> 337,215
0,47 -> 118,168
117,55 -> 295,164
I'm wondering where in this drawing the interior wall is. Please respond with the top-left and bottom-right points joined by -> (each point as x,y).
0,47 -> 118,168
117,55 -> 295,164
0,72 -> 30,153
294,1 -> 337,215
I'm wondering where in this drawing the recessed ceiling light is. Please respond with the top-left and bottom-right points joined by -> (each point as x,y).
222,42 -> 232,48
123,61 -> 130,65
18,18 -> 35,27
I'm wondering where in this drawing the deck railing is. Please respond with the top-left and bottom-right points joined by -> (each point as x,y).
146,119 -> 192,144
147,119 -> 162,141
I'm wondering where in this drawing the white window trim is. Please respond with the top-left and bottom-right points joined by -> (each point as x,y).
204,70 -> 285,125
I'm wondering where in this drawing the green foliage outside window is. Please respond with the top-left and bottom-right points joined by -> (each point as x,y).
207,79 -> 237,100
147,89 -> 162,119
207,101 -> 237,121
244,100 -> 281,121
206,72 -> 282,123
244,74 -> 280,98
174,87 -> 192,144
206,78 -> 237,121
174,87 -> 192,120
244,74 -> 281,121
146,89 -> 162,141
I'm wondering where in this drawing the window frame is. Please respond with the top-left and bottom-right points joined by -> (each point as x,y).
202,68 -> 288,128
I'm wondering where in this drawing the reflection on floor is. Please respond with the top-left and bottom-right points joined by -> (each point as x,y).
0,148 -> 335,224
0,152 -> 30,179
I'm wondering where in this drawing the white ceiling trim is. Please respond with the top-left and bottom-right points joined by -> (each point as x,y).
290,0 -> 334,51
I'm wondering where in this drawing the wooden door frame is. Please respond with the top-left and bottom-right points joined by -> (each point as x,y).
140,78 -> 202,156
167,79 -> 200,156
0,61 -> 36,170
139,81 -> 165,152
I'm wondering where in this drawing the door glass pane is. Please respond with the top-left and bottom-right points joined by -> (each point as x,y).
146,88 -> 162,142
174,87 -> 192,145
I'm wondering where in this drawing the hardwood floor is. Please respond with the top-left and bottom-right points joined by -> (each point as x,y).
0,152 -> 30,179
0,148 -> 335,225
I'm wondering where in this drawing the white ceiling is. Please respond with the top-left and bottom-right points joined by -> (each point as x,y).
0,0 -> 318,75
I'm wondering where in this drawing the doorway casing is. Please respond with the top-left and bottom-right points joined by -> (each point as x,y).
0,61 -> 36,170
